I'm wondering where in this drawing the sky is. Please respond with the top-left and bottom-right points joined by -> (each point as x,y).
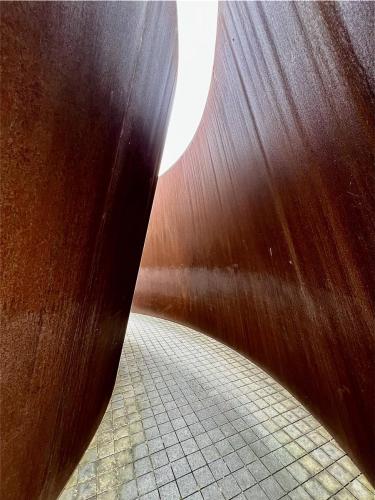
159,1 -> 218,175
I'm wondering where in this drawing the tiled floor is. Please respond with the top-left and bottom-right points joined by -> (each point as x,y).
60,314 -> 374,500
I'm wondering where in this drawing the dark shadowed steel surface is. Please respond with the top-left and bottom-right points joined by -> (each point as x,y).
133,1 -> 375,483
0,2 -> 177,499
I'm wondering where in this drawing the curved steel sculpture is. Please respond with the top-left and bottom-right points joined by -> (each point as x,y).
133,1 -> 375,483
1,3 -> 177,498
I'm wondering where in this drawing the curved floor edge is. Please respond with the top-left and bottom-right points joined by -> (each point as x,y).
60,314 -> 373,500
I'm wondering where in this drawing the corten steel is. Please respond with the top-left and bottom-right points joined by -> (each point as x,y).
133,1 -> 375,483
0,2 -> 177,499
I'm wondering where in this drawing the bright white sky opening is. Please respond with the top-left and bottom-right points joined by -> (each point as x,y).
158,1 -> 218,176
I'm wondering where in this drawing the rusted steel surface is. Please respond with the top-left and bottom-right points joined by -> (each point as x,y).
0,2 -> 177,498
133,2 -> 375,482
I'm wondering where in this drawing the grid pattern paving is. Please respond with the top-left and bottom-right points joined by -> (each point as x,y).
60,314 -> 374,500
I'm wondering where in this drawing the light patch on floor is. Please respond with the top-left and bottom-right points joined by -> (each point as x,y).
60,313 -> 373,500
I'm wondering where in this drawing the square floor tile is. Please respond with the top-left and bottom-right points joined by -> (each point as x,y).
172,457 -> 191,479
177,473 -> 199,497
194,465 -> 215,488
159,481 -> 180,500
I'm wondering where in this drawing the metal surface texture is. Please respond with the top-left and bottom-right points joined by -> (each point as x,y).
133,1 -> 375,483
1,2 -> 177,498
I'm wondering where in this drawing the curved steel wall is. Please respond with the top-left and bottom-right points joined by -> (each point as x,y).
133,2 -> 375,483
1,3 -> 177,498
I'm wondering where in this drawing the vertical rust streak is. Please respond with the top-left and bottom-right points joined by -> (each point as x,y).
133,2 -> 375,483
0,3 -> 178,499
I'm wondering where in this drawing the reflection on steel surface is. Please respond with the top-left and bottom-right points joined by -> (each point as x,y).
134,1 -> 375,484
